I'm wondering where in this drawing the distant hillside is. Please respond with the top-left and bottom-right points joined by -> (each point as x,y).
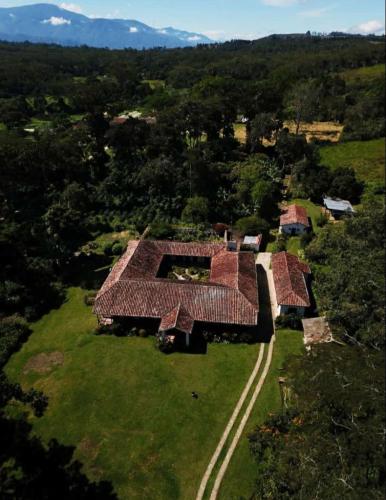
0,3 -> 212,49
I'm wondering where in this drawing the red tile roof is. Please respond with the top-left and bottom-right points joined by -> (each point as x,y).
280,205 -> 309,227
95,240 -> 258,330
271,252 -> 311,307
159,304 -> 195,334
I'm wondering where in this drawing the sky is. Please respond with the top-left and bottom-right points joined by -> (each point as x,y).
0,0 -> 385,40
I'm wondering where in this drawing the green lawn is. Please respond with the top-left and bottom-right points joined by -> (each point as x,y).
218,329 -> 304,500
286,236 -> 301,256
320,138 -> 385,184
5,288 -> 263,500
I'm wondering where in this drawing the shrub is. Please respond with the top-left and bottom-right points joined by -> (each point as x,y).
147,221 -> 175,240
111,242 -> 124,255
156,333 -> 174,353
22,388 -> 49,417
275,314 -> 303,330
316,213 -> 329,227
235,216 -> 269,237
84,293 -> 96,306
138,329 -> 148,338
275,233 -> 287,252
300,231 -> 314,249
103,241 -> 114,256
0,316 -> 31,368
95,322 -> 127,337
181,197 -> 209,224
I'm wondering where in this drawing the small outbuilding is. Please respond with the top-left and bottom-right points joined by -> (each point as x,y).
271,251 -> 311,317
323,196 -> 355,219
279,204 -> 309,235
243,235 -> 262,252
302,317 -> 332,349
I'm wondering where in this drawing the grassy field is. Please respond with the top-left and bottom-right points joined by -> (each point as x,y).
5,287 -> 264,500
341,63 -> 385,84
319,138 -> 385,184
218,329 -> 304,500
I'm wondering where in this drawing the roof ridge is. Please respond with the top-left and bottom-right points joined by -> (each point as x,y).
95,240 -> 140,300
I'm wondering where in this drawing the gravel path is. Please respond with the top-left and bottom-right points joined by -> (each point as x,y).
196,253 -> 277,500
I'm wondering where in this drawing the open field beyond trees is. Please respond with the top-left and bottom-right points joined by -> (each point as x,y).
5,287 -> 269,500
341,63 -> 385,84
320,137 -> 385,184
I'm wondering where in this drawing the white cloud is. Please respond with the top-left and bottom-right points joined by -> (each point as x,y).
42,16 -> 71,25
262,0 -> 306,6
129,26 -> 138,33
59,3 -> 82,14
202,30 -> 226,40
298,6 -> 334,18
188,35 -> 201,41
349,19 -> 385,34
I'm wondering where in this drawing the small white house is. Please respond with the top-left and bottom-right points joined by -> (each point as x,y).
279,205 -> 309,235
243,235 -> 262,252
271,252 -> 311,317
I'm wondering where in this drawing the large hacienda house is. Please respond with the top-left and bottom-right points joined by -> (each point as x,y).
94,240 -> 259,347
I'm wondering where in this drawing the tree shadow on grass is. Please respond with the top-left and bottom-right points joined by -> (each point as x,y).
0,413 -> 117,499
62,253 -> 113,290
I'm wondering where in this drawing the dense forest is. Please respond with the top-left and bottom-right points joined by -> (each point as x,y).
0,33 -> 385,498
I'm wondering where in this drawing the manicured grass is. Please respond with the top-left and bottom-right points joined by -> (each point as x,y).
5,288 -> 262,500
341,63 -> 385,84
218,329 -> 304,500
286,236 -> 301,256
320,138 -> 385,184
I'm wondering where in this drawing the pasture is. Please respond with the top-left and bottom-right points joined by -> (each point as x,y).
320,138 -> 385,184
5,287 -> 264,500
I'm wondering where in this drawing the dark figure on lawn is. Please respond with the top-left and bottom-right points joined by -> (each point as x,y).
191,391 -> 198,399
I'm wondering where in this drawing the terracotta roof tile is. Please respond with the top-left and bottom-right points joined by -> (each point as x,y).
280,205 -> 309,227
159,304 -> 195,334
271,252 -> 311,307
94,240 -> 258,329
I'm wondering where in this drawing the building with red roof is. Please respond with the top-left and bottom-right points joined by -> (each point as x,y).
279,204 -> 309,235
271,251 -> 311,316
94,240 -> 259,347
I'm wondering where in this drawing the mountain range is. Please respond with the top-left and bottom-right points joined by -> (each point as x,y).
0,3 -> 213,49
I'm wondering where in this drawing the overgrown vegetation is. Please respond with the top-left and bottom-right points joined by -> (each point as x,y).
248,202 -> 385,499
